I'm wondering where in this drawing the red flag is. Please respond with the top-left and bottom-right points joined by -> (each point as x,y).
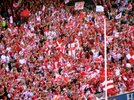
102,80 -> 115,91
130,58 -> 134,64
67,22 -> 73,27
57,38 -> 62,51
95,55 -> 103,63
21,9 -> 30,17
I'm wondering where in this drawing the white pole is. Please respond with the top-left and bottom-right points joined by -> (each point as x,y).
104,18 -> 107,100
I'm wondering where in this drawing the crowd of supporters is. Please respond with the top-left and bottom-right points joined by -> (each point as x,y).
0,0 -> 133,99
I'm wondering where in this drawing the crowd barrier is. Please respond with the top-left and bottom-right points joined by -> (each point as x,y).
106,91 -> 134,100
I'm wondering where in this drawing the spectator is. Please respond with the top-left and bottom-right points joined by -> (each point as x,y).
0,0 -> 133,99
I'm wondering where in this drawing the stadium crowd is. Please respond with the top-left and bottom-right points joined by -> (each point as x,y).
0,0 -> 133,99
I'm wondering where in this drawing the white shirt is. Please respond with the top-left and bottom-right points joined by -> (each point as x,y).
93,51 -> 99,59
10,16 -> 13,24
1,55 -> 10,63
38,56 -> 43,61
42,5 -> 45,11
6,47 -> 11,52
115,68 -> 120,76
19,59 -> 26,64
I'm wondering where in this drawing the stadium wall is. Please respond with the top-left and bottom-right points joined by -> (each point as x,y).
102,91 -> 134,100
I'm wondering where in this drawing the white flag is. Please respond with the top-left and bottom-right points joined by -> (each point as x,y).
74,2 -> 85,10
115,13 -> 122,19
96,5 -> 104,12
65,0 -> 69,4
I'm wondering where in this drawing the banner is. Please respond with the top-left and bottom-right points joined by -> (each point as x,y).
96,5 -> 104,12
74,2 -> 85,10
100,91 -> 134,100
108,92 -> 134,100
